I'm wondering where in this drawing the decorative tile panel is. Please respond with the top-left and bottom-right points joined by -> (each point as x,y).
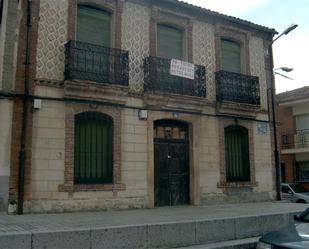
193,21 -> 216,102
250,36 -> 267,110
36,0 -> 68,81
121,2 -> 150,94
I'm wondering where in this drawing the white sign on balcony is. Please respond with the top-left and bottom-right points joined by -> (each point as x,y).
170,59 -> 195,80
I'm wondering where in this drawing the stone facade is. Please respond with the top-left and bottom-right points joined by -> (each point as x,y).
4,0 -> 277,213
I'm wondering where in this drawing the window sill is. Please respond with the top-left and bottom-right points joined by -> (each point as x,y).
58,183 -> 126,192
217,181 -> 258,188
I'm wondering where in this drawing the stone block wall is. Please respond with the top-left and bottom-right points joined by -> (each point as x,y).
253,119 -> 274,195
26,87 -> 149,212
0,0 -> 20,210
19,0 -> 275,212
0,100 -> 13,210
198,116 -> 221,197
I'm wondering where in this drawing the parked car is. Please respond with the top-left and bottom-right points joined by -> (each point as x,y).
257,208 -> 309,248
281,183 -> 309,203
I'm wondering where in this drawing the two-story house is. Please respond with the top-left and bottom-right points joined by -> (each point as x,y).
277,87 -> 309,189
2,0 -> 277,213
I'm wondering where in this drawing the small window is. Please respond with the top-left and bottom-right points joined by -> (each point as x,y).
225,125 -> 250,182
295,114 -> 309,131
157,24 -> 183,60
77,5 -> 111,47
221,39 -> 241,73
0,0 -> 3,25
296,161 -> 309,182
74,112 -> 113,184
281,185 -> 291,193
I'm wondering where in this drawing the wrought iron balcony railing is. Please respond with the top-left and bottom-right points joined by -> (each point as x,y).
65,40 -> 129,86
144,56 -> 206,97
281,129 -> 309,150
215,70 -> 260,105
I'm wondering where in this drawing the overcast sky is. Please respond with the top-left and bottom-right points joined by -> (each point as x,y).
183,0 -> 309,93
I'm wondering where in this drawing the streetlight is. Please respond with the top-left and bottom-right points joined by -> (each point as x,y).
273,24 -> 298,43
275,67 -> 293,73
274,67 -> 294,80
269,24 -> 297,201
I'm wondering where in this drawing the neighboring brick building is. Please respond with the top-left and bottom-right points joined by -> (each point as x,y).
0,0 -> 21,210
277,87 -> 309,189
1,0 -> 277,213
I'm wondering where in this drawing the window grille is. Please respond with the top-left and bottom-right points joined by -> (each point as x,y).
225,125 -> 250,182
74,112 -> 113,184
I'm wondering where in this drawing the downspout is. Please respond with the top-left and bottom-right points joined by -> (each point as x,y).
17,0 -> 32,215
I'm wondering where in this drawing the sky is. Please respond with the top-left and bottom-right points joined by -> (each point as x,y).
183,0 -> 309,93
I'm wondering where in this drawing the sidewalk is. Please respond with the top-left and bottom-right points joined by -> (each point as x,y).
0,201 -> 308,249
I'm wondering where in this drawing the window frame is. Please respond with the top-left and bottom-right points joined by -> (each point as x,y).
215,25 -> 250,75
76,4 -> 112,47
67,0 -> 123,49
218,119 -> 256,188
149,8 -> 192,62
296,161 -> 309,182
220,38 -> 241,73
224,125 -> 250,182
59,104 -> 124,192
156,23 -> 184,60
74,111 -> 114,184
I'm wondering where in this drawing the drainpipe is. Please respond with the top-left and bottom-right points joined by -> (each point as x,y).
17,0 -> 32,215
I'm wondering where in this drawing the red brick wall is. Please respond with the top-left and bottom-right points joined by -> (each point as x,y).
9,0 -> 40,203
277,104 -> 295,183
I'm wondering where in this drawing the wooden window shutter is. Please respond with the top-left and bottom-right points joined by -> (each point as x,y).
221,39 -> 241,73
77,5 -> 111,47
157,24 -> 183,60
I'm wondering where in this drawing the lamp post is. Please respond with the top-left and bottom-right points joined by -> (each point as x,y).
274,67 -> 294,80
269,24 -> 297,201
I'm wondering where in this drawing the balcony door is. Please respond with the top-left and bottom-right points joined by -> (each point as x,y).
76,5 -> 111,82
154,120 -> 189,206
157,24 -> 183,60
77,5 -> 111,47
220,39 -> 241,73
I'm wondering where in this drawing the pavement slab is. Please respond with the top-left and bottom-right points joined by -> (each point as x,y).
0,202 -> 307,249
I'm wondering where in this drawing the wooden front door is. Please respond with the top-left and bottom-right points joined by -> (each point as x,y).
154,120 -> 189,206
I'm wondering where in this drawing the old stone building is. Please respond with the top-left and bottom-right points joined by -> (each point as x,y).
277,87 -> 309,189
1,0 -> 277,213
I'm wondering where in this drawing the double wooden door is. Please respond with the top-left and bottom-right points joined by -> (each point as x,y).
154,121 -> 189,206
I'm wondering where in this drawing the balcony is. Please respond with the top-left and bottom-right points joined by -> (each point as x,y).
281,129 -> 309,154
65,40 -> 129,86
144,56 -> 206,98
215,70 -> 260,105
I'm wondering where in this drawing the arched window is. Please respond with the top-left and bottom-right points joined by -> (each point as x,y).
74,112 -> 113,184
224,125 -> 250,182
77,5 -> 111,47
157,24 -> 183,60
220,39 -> 241,73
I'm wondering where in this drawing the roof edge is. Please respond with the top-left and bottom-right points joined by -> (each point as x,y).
159,0 -> 277,34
